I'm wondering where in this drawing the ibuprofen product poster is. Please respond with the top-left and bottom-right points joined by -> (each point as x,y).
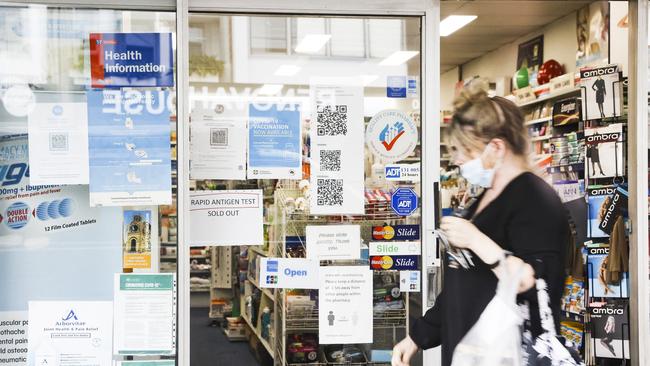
305,225 -> 360,260
309,82 -> 364,215
259,258 -> 319,289
319,266 -> 373,344
113,274 -> 176,356
90,33 -> 174,88
189,189 -> 263,246
0,311 -> 28,365
0,135 -> 122,312
247,104 -> 302,179
87,90 -> 172,207
27,301 -> 113,366
190,106 -> 247,180
584,123 -> 624,179
27,102 -> 89,185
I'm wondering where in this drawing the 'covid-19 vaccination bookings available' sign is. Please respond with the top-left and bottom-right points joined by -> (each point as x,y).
90,33 -> 174,88
189,189 -> 263,246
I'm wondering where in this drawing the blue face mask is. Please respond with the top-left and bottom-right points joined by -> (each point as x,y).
459,146 -> 497,188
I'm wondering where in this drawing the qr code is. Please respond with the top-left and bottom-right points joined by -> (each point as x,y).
319,150 -> 341,171
49,133 -> 68,151
210,128 -> 228,146
317,105 -> 348,136
317,178 -> 343,206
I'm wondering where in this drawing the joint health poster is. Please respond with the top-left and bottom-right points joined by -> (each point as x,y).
189,190 -> 263,246
319,266 -> 372,344
247,104 -> 302,179
113,274 -> 176,356
190,106 -> 247,180
27,102 -> 89,185
309,83 -> 364,215
27,301 -> 113,366
90,33 -> 174,88
87,90 -> 172,207
0,135 -> 122,313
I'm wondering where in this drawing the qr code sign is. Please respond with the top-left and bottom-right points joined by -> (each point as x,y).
210,128 -> 228,146
317,179 -> 343,206
319,150 -> 341,172
317,105 -> 348,136
49,133 -> 69,151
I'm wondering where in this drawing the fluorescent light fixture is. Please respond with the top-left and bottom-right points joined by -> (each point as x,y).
440,15 -> 477,37
379,51 -> 419,66
274,65 -> 301,76
294,34 -> 331,54
258,84 -> 284,95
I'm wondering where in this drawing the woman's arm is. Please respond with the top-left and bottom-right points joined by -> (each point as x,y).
440,216 -> 536,292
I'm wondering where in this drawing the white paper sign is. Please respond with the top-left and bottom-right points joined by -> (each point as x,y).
310,82 -> 365,215
400,270 -> 421,292
259,258 -> 319,289
113,274 -> 176,355
369,241 -> 421,256
190,107 -> 247,180
189,189 -> 263,246
319,266 -> 373,344
27,102 -> 89,185
27,301 -> 113,366
0,311 -> 28,365
306,225 -> 360,260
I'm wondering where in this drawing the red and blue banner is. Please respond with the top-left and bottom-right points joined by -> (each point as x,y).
90,33 -> 174,88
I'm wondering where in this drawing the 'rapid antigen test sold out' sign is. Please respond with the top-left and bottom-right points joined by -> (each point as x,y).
189,190 -> 263,246
90,33 -> 174,88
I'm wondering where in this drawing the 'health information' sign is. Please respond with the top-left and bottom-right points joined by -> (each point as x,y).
90,33 -> 174,88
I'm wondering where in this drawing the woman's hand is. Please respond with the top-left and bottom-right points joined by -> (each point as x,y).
439,216 -> 486,250
391,336 -> 419,366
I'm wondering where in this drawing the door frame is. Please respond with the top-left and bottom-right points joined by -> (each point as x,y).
175,1 -> 440,366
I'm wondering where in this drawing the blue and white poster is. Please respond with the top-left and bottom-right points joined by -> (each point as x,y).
0,135 -> 122,313
90,33 -> 174,88
87,90 -> 172,207
247,104 -> 302,179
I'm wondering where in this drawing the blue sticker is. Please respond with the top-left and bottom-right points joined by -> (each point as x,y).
387,76 -> 407,98
391,188 -> 418,216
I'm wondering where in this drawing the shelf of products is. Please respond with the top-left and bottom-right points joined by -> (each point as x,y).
516,87 -> 581,108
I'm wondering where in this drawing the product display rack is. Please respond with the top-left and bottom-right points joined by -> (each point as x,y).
270,184 -> 411,366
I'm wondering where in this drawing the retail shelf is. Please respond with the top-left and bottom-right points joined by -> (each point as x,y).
524,117 -> 552,126
190,287 -> 210,293
561,310 -> 585,322
161,241 -> 177,246
247,275 -> 275,301
191,269 -> 211,274
516,87 -> 581,108
249,246 -> 269,257
160,255 -> 177,260
241,313 -> 275,357
530,135 -> 552,142
547,163 -> 584,174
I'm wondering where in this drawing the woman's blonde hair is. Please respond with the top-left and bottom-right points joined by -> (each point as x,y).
448,80 -> 529,156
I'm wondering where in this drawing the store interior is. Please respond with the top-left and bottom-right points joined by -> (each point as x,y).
179,1 -> 634,366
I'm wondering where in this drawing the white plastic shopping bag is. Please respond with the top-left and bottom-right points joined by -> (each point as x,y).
451,266 -> 525,366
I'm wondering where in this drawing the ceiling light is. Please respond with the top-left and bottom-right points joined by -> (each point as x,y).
294,34 -> 331,54
258,84 -> 284,95
274,65 -> 301,76
379,51 -> 419,66
440,15 -> 477,37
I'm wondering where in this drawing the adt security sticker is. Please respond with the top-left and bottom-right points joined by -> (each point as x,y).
385,164 -> 420,182
391,188 -> 418,216
400,270 -> 421,292
259,258 -> 319,289
387,76 -> 407,98
90,33 -> 174,88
